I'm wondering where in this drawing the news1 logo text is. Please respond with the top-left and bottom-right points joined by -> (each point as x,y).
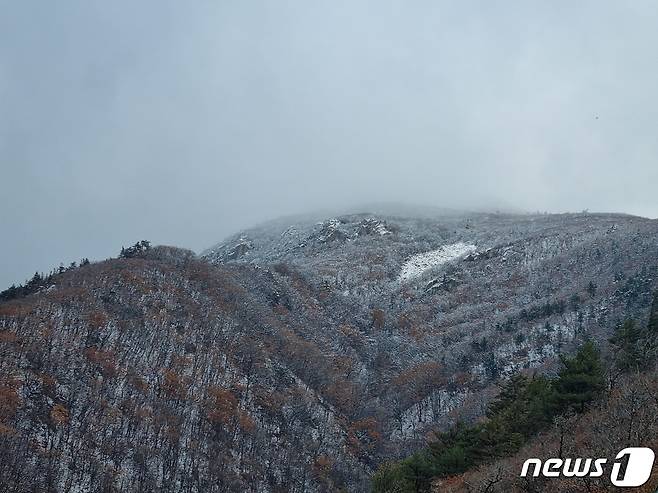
521,447 -> 655,487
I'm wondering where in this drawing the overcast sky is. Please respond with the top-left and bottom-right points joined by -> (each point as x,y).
1,1 -> 657,288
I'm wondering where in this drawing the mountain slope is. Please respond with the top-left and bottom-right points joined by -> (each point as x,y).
1,211 -> 657,492
432,367 -> 658,492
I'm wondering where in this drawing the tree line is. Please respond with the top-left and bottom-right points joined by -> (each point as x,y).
372,291 -> 658,492
0,241 -> 151,302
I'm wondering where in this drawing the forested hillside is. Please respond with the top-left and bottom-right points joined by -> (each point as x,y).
375,295 -> 658,491
431,365 -> 658,492
0,211 -> 657,492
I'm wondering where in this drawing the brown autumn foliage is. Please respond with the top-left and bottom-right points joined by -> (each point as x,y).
253,386 -> 286,416
0,379 -> 21,423
161,369 -> 187,400
0,330 -> 19,344
324,379 -> 359,416
87,310 -> 108,330
347,417 -> 383,455
278,329 -> 327,383
84,347 -> 117,378
0,303 -> 31,318
238,412 -> 257,434
452,371 -> 474,386
372,308 -> 386,330
392,361 -> 445,404
206,386 -> 239,428
332,355 -> 356,378
127,371 -> 149,393
50,404 -> 70,426
0,422 -> 17,436
312,454 -> 334,482
337,323 -> 365,351
272,303 -> 289,316
40,373 -> 57,398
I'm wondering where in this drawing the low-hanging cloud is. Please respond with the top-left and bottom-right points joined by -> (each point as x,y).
1,0 -> 657,287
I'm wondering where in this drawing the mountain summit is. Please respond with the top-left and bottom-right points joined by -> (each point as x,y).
1,211 -> 657,492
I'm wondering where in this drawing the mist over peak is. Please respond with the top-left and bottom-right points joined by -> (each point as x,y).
2,1 -> 657,287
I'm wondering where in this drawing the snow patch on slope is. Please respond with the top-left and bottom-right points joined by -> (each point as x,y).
399,242 -> 476,282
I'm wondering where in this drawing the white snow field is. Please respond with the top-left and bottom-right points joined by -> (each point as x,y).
398,242 -> 477,282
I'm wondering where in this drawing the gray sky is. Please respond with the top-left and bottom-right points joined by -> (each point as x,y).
1,1 -> 658,288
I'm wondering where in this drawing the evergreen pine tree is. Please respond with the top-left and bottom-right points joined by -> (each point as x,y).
26,272 -> 42,290
647,291 -> 658,335
486,374 -> 528,419
640,291 -> 658,368
554,341 -> 604,412
610,319 -> 645,372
